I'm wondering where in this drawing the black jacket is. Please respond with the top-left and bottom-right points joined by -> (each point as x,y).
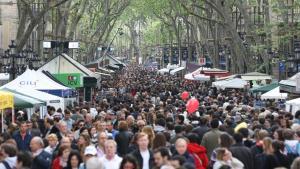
31,150 -> 52,169
115,131 -> 133,157
255,153 -> 279,169
192,125 -> 209,143
131,149 -> 154,169
274,151 -> 290,168
173,151 -> 195,167
230,143 -> 254,169
43,125 -> 59,138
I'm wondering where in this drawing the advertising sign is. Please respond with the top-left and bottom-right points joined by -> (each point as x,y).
199,57 -> 206,66
53,73 -> 82,88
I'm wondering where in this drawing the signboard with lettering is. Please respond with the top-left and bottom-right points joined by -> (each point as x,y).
53,73 -> 82,88
199,57 -> 206,66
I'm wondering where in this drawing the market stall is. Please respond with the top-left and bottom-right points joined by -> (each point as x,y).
261,87 -> 288,100
212,78 -> 247,90
241,72 -> 272,81
250,83 -> 279,94
0,91 -> 13,132
285,98 -> 300,115
184,73 -> 210,81
1,87 -> 64,111
1,69 -> 73,98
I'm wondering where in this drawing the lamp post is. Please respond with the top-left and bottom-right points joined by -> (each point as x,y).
0,40 -> 41,81
98,28 -> 124,69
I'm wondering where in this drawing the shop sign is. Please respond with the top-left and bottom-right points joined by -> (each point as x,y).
53,73 -> 82,88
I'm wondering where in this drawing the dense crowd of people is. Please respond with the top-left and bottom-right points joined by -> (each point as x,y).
1,64 -> 300,169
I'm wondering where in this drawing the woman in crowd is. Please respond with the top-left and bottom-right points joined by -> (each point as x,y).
52,145 -> 71,169
213,148 -> 244,169
255,137 -> 280,169
119,155 -> 139,169
77,133 -> 91,157
64,150 -> 83,169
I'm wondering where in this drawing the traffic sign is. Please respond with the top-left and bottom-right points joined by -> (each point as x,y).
199,57 -> 206,66
279,62 -> 285,73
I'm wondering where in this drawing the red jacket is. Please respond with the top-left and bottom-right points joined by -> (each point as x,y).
187,143 -> 209,169
51,157 -> 63,169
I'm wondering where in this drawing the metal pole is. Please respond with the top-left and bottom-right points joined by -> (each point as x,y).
98,28 -> 121,69
1,109 -> 3,133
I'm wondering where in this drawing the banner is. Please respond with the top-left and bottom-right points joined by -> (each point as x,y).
53,73 -> 82,88
0,91 -> 14,109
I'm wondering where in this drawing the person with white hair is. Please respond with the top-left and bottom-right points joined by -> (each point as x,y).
30,136 -> 52,169
100,140 -> 122,169
86,156 -> 104,169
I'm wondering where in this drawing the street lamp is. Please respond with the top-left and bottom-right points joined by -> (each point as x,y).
98,28 -> 124,69
0,40 -> 41,80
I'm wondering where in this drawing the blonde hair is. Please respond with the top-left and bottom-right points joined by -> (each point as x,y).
47,134 -> 58,141
104,140 -> 117,148
263,137 -> 274,154
215,148 -> 227,161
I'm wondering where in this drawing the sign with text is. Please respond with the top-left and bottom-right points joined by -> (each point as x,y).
53,73 -> 82,88
199,57 -> 206,66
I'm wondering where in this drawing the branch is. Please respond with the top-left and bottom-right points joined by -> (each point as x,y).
203,0 -> 225,19
18,0 -> 34,18
178,0 -> 224,25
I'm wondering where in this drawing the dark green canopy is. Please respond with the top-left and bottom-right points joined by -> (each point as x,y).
250,83 -> 278,94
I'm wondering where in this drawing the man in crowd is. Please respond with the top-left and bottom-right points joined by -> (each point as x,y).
96,132 -> 108,158
43,118 -> 59,138
131,132 -> 154,169
153,147 -> 170,169
100,140 -> 122,169
12,121 -> 32,151
30,137 -> 52,169
63,110 -> 74,131
0,143 -> 17,169
201,118 -> 223,158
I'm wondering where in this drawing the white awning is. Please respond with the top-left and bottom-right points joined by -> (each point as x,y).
261,87 -> 288,100
184,73 -> 210,81
170,67 -> 185,75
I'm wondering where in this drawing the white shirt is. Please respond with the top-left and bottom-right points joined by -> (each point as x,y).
100,155 -> 122,169
44,144 -> 57,154
140,150 -> 150,169
0,156 -> 17,169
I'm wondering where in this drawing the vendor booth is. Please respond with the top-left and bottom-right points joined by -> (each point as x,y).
241,72 -> 272,81
0,91 -> 13,132
1,87 -> 64,111
184,73 -> 210,81
279,72 -> 300,95
1,69 -> 73,98
170,67 -> 185,75
39,53 -> 99,102
191,67 -> 230,78
250,83 -> 279,94
261,87 -> 288,100
285,98 -> 300,115
212,78 -> 247,90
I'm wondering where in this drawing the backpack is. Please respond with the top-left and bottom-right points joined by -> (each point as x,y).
1,161 -> 11,169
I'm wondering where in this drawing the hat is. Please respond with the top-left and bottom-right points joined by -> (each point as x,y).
84,145 -> 97,156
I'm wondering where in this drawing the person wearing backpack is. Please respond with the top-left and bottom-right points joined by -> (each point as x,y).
0,143 -> 17,169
